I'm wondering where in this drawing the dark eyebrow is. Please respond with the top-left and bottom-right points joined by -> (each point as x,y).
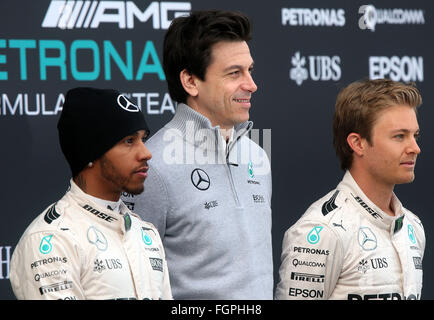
223,65 -> 242,73
223,62 -> 254,73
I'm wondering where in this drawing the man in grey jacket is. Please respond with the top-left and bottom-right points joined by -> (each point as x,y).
122,10 -> 273,299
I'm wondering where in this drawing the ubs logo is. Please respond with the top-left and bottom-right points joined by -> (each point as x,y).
191,168 -> 210,191
289,51 -> 341,86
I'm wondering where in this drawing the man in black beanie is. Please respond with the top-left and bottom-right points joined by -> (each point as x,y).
58,87 -> 152,197
10,87 -> 173,300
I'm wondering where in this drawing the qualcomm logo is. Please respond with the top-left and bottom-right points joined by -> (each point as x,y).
359,5 -> 425,31
369,56 -> 424,82
42,0 -> 191,30
289,51 -> 341,86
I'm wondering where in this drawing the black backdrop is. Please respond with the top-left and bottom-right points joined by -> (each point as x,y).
1,0 -> 433,299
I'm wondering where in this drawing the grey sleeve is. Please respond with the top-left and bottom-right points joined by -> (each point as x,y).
125,164 -> 170,239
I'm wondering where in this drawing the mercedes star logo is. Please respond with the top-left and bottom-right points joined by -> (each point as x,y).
87,226 -> 108,251
117,94 -> 140,112
358,226 -> 377,251
191,168 -> 210,191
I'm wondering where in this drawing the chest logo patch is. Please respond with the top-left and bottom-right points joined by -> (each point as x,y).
191,168 -> 210,191
358,227 -> 377,251
141,228 -> 153,245
39,235 -> 54,254
87,226 -> 108,251
408,224 -> 416,244
307,226 -> 323,244
248,161 -> 255,178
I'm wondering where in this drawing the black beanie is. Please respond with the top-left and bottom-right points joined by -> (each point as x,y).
57,87 -> 150,177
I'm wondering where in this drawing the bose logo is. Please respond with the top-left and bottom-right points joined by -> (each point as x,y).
117,94 -> 141,112
42,1 -> 191,30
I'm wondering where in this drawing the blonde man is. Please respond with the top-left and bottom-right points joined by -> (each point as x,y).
275,79 -> 425,300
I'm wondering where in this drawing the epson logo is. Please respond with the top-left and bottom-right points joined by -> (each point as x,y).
369,56 -> 423,83
359,5 -> 425,31
289,51 -> 341,86
42,1 -> 191,30
282,8 -> 345,27
289,288 -> 324,299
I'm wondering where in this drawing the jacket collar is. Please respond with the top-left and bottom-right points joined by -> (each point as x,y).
338,171 -> 405,233
165,103 -> 253,151
67,179 -> 136,233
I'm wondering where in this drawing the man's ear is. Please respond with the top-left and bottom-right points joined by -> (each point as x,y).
346,132 -> 365,157
179,69 -> 199,97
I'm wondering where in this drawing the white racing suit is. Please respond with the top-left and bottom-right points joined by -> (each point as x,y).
275,171 -> 425,300
10,180 -> 172,300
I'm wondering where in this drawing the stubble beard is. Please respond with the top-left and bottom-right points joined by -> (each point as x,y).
100,156 -> 145,195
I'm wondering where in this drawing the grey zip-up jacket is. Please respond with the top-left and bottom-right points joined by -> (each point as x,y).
122,103 -> 273,299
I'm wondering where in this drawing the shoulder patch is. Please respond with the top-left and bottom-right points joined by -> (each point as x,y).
321,190 -> 339,216
44,203 -> 60,224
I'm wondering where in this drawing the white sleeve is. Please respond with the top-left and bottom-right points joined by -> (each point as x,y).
10,230 -> 86,300
275,220 -> 344,300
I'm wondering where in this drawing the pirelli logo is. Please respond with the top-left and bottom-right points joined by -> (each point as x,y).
291,272 -> 325,283
39,280 -> 73,295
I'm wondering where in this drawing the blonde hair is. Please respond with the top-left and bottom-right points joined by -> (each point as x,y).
333,79 -> 422,170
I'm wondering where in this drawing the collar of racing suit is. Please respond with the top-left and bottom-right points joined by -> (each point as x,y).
86,193 -> 122,214
164,103 -> 253,163
65,179 -> 136,233
337,171 -> 405,235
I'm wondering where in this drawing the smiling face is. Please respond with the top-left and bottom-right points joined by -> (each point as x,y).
361,105 -> 421,187
185,40 -> 257,129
